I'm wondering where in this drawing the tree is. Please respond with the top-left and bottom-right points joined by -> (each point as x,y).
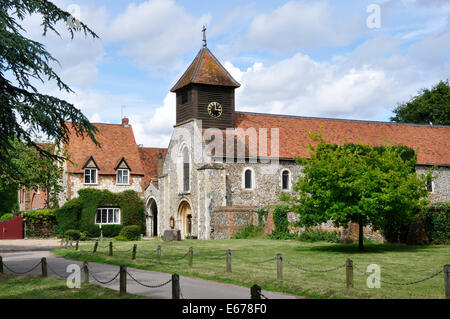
281,131 -> 431,251
0,0 -> 99,169
0,138 -> 64,208
391,80 -> 450,125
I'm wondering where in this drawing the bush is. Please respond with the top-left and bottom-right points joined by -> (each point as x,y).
233,225 -> 264,239
0,213 -> 13,221
423,202 -> 450,244
297,229 -> 341,243
113,235 -> 127,241
54,189 -> 146,237
21,209 -> 56,238
65,229 -> 81,240
119,225 -> 142,241
273,205 -> 289,234
101,225 -> 123,238
55,197 -> 82,235
268,232 -> 297,240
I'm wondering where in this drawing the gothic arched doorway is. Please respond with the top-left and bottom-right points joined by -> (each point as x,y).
177,200 -> 192,238
146,198 -> 158,237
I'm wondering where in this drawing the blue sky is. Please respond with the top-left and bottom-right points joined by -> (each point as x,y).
18,0 -> 450,146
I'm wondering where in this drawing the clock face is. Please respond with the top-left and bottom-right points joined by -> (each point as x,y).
207,102 -> 223,118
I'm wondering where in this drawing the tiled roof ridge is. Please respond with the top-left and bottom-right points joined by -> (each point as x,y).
235,111 -> 450,128
203,47 -> 240,87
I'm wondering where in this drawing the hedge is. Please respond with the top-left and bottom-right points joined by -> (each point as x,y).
55,188 -> 146,238
423,202 -> 450,244
273,205 -> 289,234
119,225 -> 142,241
21,209 -> 57,238
0,213 -> 13,221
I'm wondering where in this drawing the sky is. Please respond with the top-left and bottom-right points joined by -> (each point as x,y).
14,0 -> 450,147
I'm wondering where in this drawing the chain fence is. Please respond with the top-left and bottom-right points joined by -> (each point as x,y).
86,265 -> 121,285
232,253 -> 276,264
127,271 -> 173,289
284,258 -> 346,273
2,260 -> 42,275
351,261 -> 444,286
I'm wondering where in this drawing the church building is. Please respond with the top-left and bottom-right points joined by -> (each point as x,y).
27,38 -> 450,240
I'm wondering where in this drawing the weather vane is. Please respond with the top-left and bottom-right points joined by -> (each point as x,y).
202,25 -> 207,47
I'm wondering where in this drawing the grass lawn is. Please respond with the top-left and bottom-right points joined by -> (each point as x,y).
0,273 -> 147,299
52,239 -> 450,299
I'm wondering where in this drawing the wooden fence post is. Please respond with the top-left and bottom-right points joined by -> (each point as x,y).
172,274 -> 180,299
0,256 -> 3,274
157,245 -> 161,265
93,241 -> 98,253
277,253 -> 283,281
250,284 -> 262,299
109,241 -> 113,256
82,261 -> 89,283
226,249 -> 232,273
119,265 -> 127,297
346,259 -> 353,289
445,264 -> 450,299
75,240 -> 79,251
41,257 -> 47,277
188,247 -> 193,267
132,244 -> 137,260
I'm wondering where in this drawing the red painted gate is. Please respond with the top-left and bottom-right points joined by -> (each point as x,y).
0,217 -> 24,239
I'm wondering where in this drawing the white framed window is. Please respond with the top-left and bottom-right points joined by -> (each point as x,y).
84,168 -> 97,184
427,180 -> 435,193
242,167 -> 255,190
281,169 -> 290,191
116,169 -> 129,185
95,207 -> 121,225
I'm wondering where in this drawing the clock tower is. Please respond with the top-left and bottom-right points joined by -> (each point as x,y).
171,31 -> 240,129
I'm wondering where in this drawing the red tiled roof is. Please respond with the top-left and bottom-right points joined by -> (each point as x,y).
64,122 -> 145,175
170,47 -> 240,92
138,147 -> 168,188
233,112 -> 450,165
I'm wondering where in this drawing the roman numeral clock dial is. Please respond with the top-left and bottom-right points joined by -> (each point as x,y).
207,101 -> 223,118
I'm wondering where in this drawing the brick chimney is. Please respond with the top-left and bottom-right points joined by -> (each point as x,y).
157,152 -> 164,176
122,117 -> 129,127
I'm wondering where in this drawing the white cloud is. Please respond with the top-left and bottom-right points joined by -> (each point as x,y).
245,1 -> 363,52
227,51 -> 430,120
107,0 -> 210,70
128,93 -> 176,147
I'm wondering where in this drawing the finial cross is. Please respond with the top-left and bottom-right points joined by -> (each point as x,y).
202,25 -> 207,47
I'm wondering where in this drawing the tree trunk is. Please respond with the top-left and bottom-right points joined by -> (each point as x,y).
358,215 -> 364,251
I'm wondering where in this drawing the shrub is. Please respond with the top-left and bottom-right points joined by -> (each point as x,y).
119,225 -> 142,241
21,209 -> 56,238
273,205 -> 289,233
297,229 -> 341,243
113,235 -> 127,241
55,197 -> 82,235
268,232 -> 297,240
65,229 -> 81,240
423,202 -> 450,244
233,225 -> 264,239
101,225 -> 123,238
0,213 -> 13,221
54,189 -> 146,237
257,206 -> 270,227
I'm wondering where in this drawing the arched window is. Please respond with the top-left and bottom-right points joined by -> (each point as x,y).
183,148 -> 190,192
282,170 -> 290,190
244,169 -> 253,189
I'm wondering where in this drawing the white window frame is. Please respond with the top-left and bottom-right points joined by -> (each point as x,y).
95,207 -> 121,225
116,169 -> 130,185
84,168 -> 98,185
242,167 -> 255,190
281,169 -> 291,191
